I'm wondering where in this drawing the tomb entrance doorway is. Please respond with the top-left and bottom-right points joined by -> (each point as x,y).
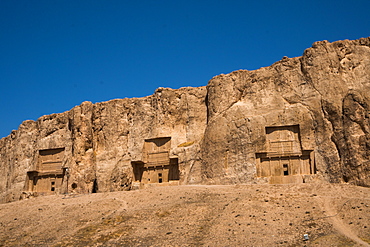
132,137 -> 180,186
26,148 -> 66,193
256,125 -> 315,184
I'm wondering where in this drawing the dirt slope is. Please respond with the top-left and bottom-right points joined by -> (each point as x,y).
1,183 -> 370,246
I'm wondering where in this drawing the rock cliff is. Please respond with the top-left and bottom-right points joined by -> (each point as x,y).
1,37 -> 369,202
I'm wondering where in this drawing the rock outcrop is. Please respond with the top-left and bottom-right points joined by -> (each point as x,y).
1,37 -> 370,203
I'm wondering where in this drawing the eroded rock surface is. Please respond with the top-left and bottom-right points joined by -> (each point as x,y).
198,37 -> 370,187
0,37 -> 370,202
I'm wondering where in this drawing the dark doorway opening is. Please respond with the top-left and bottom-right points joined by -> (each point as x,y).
283,164 -> 289,176
92,179 -> 98,193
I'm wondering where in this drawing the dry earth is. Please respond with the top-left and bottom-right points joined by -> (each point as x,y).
1,183 -> 370,247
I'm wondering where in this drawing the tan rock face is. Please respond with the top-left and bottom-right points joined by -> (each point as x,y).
0,37 -> 369,202
199,37 -> 370,186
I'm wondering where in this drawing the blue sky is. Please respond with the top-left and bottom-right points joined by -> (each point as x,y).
1,0 -> 369,138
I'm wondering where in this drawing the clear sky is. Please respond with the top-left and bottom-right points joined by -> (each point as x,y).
1,0 -> 369,138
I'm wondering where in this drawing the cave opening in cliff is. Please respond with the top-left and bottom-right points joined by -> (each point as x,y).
92,179 -> 98,193
71,183 -> 77,189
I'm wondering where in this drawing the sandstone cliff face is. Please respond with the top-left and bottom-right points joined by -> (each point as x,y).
199,37 -> 370,186
0,87 -> 207,202
0,37 -> 369,203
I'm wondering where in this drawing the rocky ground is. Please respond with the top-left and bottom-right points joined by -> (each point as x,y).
0,183 -> 370,246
